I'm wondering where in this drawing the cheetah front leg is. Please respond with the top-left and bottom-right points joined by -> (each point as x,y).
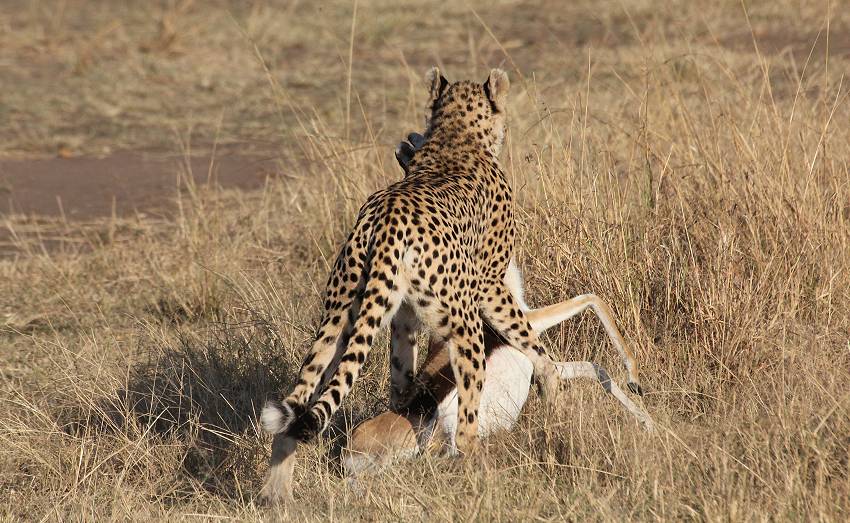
409,279 -> 486,454
480,280 -> 561,400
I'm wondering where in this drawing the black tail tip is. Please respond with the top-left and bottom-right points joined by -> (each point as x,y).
628,382 -> 645,396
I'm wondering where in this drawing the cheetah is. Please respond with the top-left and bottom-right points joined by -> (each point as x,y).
394,131 -> 642,400
260,67 -> 565,501
342,263 -> 654,479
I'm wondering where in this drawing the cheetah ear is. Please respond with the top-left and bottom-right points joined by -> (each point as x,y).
425,66 -> 449,107
483,68 -> 509,113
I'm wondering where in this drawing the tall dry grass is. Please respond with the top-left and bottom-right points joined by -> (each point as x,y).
1,0 -> 849,520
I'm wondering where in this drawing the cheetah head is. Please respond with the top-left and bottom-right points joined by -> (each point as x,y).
422,67 -> 510,157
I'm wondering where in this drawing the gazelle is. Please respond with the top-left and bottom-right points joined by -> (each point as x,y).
342,261 -> 654,478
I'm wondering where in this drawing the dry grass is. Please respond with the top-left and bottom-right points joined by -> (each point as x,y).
2,0 -> 849,520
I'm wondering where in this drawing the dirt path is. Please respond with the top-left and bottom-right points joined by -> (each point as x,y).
0,152 -> 277,219
0,152 -> 281,256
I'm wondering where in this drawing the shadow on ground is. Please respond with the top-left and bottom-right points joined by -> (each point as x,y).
125,321 -> 292,497
52,318 -> 305,498
57,316 -> 381,499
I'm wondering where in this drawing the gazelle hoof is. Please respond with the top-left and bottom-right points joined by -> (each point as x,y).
627,382 -> 644,396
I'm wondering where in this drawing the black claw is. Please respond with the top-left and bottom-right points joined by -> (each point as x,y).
628,382 -> 645,396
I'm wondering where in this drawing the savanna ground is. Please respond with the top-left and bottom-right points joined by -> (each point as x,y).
1,0 -> 849,520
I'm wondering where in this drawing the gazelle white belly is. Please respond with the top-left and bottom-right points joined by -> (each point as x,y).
435,346 -> 533,446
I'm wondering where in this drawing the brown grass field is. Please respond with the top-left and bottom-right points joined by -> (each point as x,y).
2,0 -> 849,520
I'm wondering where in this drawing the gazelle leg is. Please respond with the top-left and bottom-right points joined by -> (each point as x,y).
525,294 -> 643,394
553,361 -> 654,432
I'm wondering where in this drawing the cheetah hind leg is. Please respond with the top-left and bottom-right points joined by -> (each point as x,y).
389,302 -> 420,410
410,283 -> 487,454
260,434 -> 298,503
441,311 -> 486,454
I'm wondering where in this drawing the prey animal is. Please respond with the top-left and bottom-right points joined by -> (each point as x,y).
343,262 -> 653,477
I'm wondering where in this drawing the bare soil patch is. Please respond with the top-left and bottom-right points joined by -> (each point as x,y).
0,151 -> 281,256
0,152 -> 277,219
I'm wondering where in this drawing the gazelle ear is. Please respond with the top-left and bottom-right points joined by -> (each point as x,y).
425,66 -> 449,107
482,68 -> 509,112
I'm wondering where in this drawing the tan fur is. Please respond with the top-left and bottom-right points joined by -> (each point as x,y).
345,412 -> 418,463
